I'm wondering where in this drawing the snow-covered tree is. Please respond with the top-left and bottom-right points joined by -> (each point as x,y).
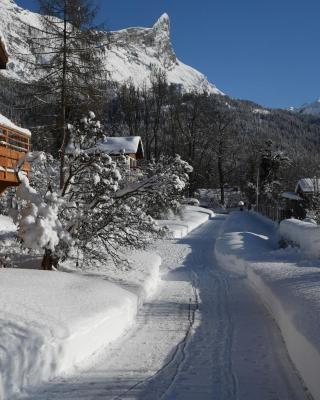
259,140 -> 290,200
12,113 -> 193,270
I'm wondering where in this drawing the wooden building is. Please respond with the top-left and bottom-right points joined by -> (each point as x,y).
295,178 -> 320,201
0,35 -> 31,195
88,136 -> 144,169
0,116 -> 31,194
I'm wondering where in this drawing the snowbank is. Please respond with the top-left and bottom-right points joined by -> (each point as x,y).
64,250 -> 162,304
157,205 -> 214,238
0,215 -> 16,234
215,211 -> 320,400
279,218 -> 320,258
0,269 -> 138,400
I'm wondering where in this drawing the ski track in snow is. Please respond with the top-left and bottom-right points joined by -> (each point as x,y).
16,215 -> 309,400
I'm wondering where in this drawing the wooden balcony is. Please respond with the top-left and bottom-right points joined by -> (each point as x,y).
0,124 -> 30,195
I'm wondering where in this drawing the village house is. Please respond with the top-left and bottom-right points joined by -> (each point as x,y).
280,178 -> 320,220
89,136 -> 144,169
0,36 -> 31,195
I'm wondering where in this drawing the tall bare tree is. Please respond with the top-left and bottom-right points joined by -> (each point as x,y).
28,0 -> 107,187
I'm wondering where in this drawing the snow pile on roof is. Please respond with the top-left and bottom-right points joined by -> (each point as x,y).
157,205 -> 214,239
281,191 -> 303,201
0,112 -> 31,137
296,178 -> 320,193
0,269 -> 137,399
279,218 -> 320,258
94,136 -> 143,155
215,211 -> 320,400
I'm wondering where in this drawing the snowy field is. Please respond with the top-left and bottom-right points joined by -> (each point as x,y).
0,206 -> 211,399
215,211 -> 320,400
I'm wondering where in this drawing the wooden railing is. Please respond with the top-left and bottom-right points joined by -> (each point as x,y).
0,125 -> 30,152
0,124 -> 30,193
256,202 -> 286,222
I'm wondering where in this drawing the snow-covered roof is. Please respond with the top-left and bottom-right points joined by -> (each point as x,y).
296,178 -> 320,193
281,191 -> 303,201
94,136 -> 144,157
0,113 -> 31,137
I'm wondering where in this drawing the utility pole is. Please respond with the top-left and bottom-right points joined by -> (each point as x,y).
256,166 -> 260,211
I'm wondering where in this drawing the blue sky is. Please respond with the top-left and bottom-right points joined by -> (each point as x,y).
16,0 -> 320,109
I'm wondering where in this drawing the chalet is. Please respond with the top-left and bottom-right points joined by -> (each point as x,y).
295,178 -> 320,199
0,35 -> 8,69
0,35 -> 31,195
89,136 -> 144,169
0,114 -> 31,194
279,178 -> 320,220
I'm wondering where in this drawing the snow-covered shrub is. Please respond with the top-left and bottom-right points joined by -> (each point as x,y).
11,114 -> 165,269
11,165 -> 71,269
259,140 -> 290,200
136,155 -> 193,219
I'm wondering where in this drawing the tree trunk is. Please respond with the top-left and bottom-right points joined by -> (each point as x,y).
41,248 -> 54,270
218,156 -> 225,205
59,3 -> 68,189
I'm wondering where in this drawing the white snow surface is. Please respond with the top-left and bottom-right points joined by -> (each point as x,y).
281,191 -> 303,201
157,205 -> 214,238
215,211 -> 320,400
0,112 -> 31,137
15,214 -> 307,400
0,1 -> 223,95
91,136 -> 143,155
0,269 -> 138,400
0,206 -> 212,398
252,108 -> 271,115
61,250 -> 162,305
279,218 -> 320,258
0,214 -> 16,233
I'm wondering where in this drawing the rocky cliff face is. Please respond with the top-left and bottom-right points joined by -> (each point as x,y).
0,0 -> 223,94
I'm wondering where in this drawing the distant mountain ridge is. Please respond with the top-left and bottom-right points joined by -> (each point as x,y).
0,0 -> 223,95
289,98 -> 320,116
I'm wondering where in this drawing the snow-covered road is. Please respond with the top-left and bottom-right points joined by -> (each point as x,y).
17,216 -> 308,400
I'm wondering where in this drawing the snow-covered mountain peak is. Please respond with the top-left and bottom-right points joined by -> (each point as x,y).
290,97 -> 320,117
153,13 -> 170,31
152,13 -> 170,40
0,1 -> 223,95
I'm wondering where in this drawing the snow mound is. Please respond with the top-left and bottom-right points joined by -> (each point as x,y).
280,218 -> 320,258
215,211 -> 320,400
63,250 -> 162,304
158,205 -> 214,238
0,269 -> 138,399
0,214 -> 16,234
